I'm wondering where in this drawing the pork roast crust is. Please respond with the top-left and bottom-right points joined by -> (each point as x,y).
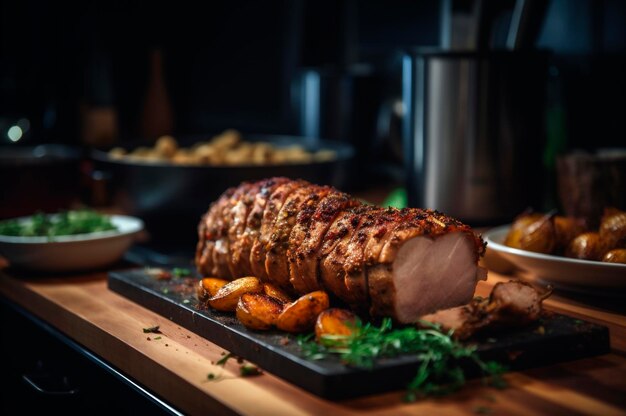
249,180 -> 305,281
195,178 -> 486,321
288,192 -> 360,293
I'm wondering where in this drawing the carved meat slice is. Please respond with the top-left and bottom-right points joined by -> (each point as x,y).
319,205 -> 376,305
288,192 -> 360,293
420,281 -> 551,339
368,209 -> 486,322
195,187 -> 235,276
232,177 -> 290,278
249,180 -> 305,281
265,185 -> 329,292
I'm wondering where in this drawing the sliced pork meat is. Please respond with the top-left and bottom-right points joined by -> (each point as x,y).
320,205 -> 381,306
195,178 -> 487,322
234,178 -> 290,277
265,185 -> 330,292
420,280 -> 552,339
288,192 -> 360,293
195,186 -> 235,277
249,180 -> 304,281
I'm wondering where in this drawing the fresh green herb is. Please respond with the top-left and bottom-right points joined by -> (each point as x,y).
0,210 -> 117,237
143,325 -> 161,334
154,336 -> 162,340
297,318 -> 507,401
239,364 -> 262,377
207,373 -> 217,380
216,352 -> 233,366
172,267 -> 192,278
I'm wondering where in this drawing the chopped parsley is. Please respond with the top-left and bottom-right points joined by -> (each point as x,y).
0,210 -> 117,237
216,352 -> 233,366
297,318 -> 506,401
143,325 -> 161,334
239,364 -> 262,377
172,267 -> 192,278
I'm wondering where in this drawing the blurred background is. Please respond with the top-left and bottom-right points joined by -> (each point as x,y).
1,0 -> 625,233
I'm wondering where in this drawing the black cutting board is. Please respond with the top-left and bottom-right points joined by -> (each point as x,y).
108,268 -> 610,399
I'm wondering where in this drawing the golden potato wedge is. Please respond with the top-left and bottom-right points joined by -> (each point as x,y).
276,291 -> 330,333
236,293 -> 284,330
315,308 -> 359,341
504,212 -> 556,254
566,232 -> 605,260
201,277 -> 230,298
208,277 -> 263,312
263,283 -> 292,304
602,248 -> 626,264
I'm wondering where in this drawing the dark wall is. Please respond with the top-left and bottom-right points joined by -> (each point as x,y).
1,0 -> 624,153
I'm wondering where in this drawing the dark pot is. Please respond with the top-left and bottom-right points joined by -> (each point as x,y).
91,135 -> 354,244
0,145 -> 81,220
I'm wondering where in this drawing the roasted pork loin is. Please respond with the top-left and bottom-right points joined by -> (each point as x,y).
196,178 -> 486,322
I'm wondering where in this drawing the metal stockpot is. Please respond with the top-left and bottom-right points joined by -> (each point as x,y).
402,49 -> 549,224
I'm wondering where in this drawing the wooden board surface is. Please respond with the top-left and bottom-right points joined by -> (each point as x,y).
108,268 -> 610,399
1,269 -> 625,415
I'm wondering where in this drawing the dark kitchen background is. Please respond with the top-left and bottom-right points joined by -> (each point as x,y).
1,0 -> 625,226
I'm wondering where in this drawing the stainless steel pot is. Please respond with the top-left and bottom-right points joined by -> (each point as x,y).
402,49 -> 549,224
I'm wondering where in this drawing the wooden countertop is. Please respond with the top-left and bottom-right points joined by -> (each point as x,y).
0,266 -> 625,415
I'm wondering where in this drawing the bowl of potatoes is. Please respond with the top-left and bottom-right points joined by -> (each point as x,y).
91,130 -> 354,243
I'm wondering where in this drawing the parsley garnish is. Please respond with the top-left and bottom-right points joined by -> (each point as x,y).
239,364 -> 262,377
172,267 -> 191,278
297,318 -> 506,401
0,210 -> 116,237
216,352 -> 233,366
143,325 -> 161,334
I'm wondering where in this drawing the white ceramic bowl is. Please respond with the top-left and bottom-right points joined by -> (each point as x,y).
0,215 -> 143,272
484,225 -> 626,290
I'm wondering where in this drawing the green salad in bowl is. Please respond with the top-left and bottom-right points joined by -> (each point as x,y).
0,210 -> 143,272
0,210 -> 118,238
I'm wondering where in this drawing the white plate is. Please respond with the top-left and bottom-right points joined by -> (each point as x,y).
0,215 -> 143,272
483,225 -> 626,290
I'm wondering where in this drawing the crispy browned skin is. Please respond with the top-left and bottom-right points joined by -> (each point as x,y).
195,187 -> 236,276
286,185 -> 334,293
195,178 -> 485,319
319,205 -> 376,305
288,192 -> 360,293
234,178 -> 290,277
249,180 -> 305,281
227,181 -> 265,277
265,185 -> 329,292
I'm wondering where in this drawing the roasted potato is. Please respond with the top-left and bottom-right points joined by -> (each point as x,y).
599,209 -> 626,250
155,135 -> 178,157
107,129 -> 337,166
315,308 -> 359,342
236,293 -> 285,330
554,216 -> 587,250
504,212 -> 556,254
566,232 -> 606,260
197,277 -> 230,303
208,277 -> 263,312
276,291 -> 330,333
602,248 -> 626,264
263,283 -> 292,304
